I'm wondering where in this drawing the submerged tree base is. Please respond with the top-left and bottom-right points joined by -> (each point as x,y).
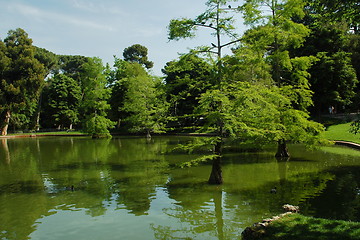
208,156 -> 223,185
275,140 -> 290,158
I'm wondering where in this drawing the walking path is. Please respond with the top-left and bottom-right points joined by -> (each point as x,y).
334,140 -> 360,150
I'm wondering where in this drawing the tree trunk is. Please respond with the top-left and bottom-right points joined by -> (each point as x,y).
275,139 -> 290,158
1,110 -> 11,136
208,140 -> 223,184
35,112 -> 40,131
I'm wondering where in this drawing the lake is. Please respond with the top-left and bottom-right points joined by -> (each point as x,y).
0,136 -> 359,240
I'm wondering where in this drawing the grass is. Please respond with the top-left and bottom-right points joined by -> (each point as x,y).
323,122 -> 360,144
7,131 -> 86,136
262,214 -> 360,240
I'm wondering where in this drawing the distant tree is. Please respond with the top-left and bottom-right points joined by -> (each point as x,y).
46,74 -> 81,129
289,15 -> 359,114
80,57 -> 114,138
58,55 -> 90,83
110,60 -> 167,138
34,47 -> 59,78
310,52 -> 357,114
162,54 -> 214,128
0,28 -> 45,135
108,57 -> 134,129
123,73 -> 168,138
123,44 -> 154,69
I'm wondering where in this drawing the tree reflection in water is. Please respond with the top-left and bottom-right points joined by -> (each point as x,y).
0,137 -> 359,240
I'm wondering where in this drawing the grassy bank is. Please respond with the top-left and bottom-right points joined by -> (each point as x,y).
260,214 -> 360,240
323,122 -> 360,144
5,131 -> 87,137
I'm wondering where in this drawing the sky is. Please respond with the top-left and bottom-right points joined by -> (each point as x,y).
0,0 -> 245,76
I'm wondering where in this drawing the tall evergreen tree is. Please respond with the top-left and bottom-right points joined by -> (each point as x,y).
0,28 -> 45,135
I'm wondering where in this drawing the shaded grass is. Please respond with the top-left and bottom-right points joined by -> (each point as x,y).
262,214 -> 360,240
7,131 -> 86,136
320,146 -> 360,157
323,122 -> 360,144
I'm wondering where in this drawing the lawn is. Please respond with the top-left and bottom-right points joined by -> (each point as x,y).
322,122 -> 360,144
260,214 -> 360,240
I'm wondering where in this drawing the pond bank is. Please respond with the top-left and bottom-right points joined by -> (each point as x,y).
241,213 -> 360,240
0,133 -> 87,138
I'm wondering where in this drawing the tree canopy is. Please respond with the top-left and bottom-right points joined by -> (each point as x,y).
0,28 -> 45,135
123,44 -> 154,69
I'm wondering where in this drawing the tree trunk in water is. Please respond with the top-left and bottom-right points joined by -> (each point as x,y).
146,130 -> 151,139
208,140 -> 223,185
275,139 -> 290,158
1,111 -> 11,136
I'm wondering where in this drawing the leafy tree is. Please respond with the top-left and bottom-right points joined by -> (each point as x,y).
108,57 -> 137,129
289,15 -> 359,114
34,47 -> 59,78
310,52 -> 357,114
58,55 -> 90,83
240,0 -> 325,156
119,62 -> 168,138
45,74 -> 81,129
0,28 -> 45,135
80,57 -> 114,138
306,0 -> 360,34
168,0 -> 325,184
162,54 -> 214,128
123,44 -> 154,69
168,0 -> 243,184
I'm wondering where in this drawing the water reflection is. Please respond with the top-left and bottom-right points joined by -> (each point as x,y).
0,137 -> 359,239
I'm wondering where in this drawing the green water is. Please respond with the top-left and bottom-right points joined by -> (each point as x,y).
0,136 -> 359,240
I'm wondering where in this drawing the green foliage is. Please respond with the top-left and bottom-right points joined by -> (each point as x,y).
123,44 -> 154,69
167,0 -> 240,57
310,52 -> 358,112
306,0 -> 360,34
46,74 -> 81,128
83,115 -> 113,138
241,0 -> 311,84
179,154 -> 218,168
121,63 -> 168,136
196,82 -> 325,146
79,57 -> 114,137
163,54 -> 214,125
223,46 -> 273,85
0,28 -> 45,134
34,47 -> 59,77
168,18 -> 197,41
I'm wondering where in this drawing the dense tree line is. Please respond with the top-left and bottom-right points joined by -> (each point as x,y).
0,1 -> 359,154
